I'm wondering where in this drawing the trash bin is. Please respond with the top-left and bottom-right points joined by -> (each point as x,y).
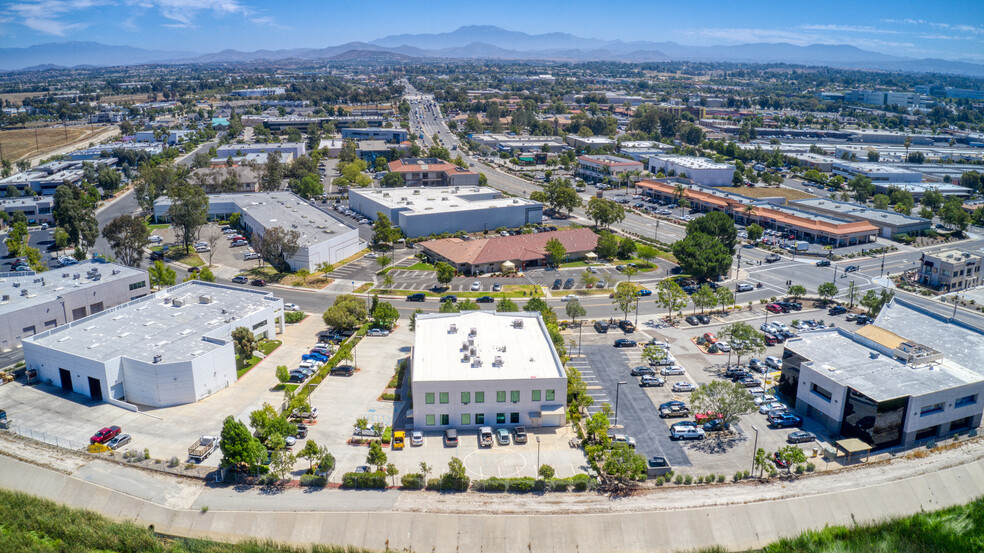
812,447 -> 819,458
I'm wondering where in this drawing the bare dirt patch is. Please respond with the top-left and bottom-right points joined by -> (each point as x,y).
0,125 -> 109,162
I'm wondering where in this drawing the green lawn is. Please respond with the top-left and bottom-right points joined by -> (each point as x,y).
236,339 -> 281,379
406,262 -> 436,271
559,260 -> 599,268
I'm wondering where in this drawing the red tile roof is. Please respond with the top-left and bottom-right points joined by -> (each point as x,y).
420,228 -> 599,266
387,158 -> 477,177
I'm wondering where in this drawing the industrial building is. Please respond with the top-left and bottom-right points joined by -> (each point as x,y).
214,142 -> 306,161
348,187 -> 541,238
470,134 -> 568,153
831,161 -> 923,184
230,87 -> 286,97
0,261 -> 148,351
0,196 -> 54,225
418,228 -> 598,274
917,250 -> 982,292
153,192 -> 363,271
647,155 -> 734,186
791,199 -> 931,238
780,296 -> 984,448
386,158 -> 479,187
565,136 -> 615,150
340,127 -> 409,143
410,311 -> 567,430
23,281 -> 284,408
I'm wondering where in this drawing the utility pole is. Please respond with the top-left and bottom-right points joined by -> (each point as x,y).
880,250 -> 886,277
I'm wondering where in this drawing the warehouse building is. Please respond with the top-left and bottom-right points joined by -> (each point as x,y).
470,134 -> 569,153
780,297 -> 984,448
0,261 -> 148,352
0,196 -> 54,225
791,198 -> 931,238
23,281 -> 284,408
153,192 -> 363,271
831,161 -> 923,184
348,187 -> 541,238
647,155 -> 734,186
411,311 -> 567,430
341,127 -> 409,142
215,142 -> 306,161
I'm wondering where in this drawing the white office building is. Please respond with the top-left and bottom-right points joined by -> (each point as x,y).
230,87 -> 286,97
0,261 -> 148,352
153,192 -> 363,271
831,161 -> 923,184
214,142 -> 306,161
647,155 -> 734,186
411,311 -> 567,430
23,281 -> 285,408
348,187 -> 542,238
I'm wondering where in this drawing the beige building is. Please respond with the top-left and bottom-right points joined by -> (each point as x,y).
918,249 -> 982,292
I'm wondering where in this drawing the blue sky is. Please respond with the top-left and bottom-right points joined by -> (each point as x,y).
1,0 -> 983,60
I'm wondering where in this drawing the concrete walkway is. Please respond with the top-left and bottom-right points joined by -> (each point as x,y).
1,447 -> 983,552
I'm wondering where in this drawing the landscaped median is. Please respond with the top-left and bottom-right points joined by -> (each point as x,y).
370,285 -> 543,299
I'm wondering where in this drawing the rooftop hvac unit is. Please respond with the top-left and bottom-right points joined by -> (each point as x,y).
512,319 -> 524,328
469,327 -> 478,337
112,269 -> 120,275
449,324 -> 457,334
493,356 -> 503,367
461,341 -> 469,351
73,273 -> 80,279
870,352 -> 880,359
467,337 -> 475,346
1,295 -> 8,301
172,298 -> 185,307
471,357 -> 482,368
20,289 -> 28,296
199,295 -> 213,304
11,282 -> 18,288
469,347 -> 476,356
163,297 -> 171,304
62,273 -> 69,278
462,352 -> 470,362
153,354 -> 162,364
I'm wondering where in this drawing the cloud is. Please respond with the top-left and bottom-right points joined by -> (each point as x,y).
799,24 -> 900,35
881,18 -> 984,35
3,0 -> 251,35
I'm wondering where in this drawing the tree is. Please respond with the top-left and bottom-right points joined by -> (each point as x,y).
366,441 -> 388,472
386,463 -> 400,486
372,301 -> 400,329
276,364 -> 290,384
754,447 -> 771,478
595,232 -> 619,259
785,284 -> 807,301
636,245 -> 658,266
298,439 -> 322,470
231,326 -> 257,358
435,261 -> 456,288
617,237 -> 637,259
715,286 -> 735,309
776,445 -> 807,475
52,185 -> 98,253
579,269 -> 599,289
538,464 -> 555,479
611,281 -> 638,321
148,259 -> 176,290
690,380 -> 756,428
458,299 -> 480,311
322,294 -> 367,329
134,161 -> 187,212
642,344 -> 668,365
269,448 -> 296,481
376,255 -> 392,273
544,178 -> 581,215
257,226 -> 301,271
544,238 -> 566,266
691,284 -> 718,313
672,233 -> 732,281
316,262 -> 335,280
496,298 -> 520,312
565,297 -> 586,323
291,174 -> 322,199
260,150 -> 284,191
96,166 -> 122,192
524,297 -> 550,314
585,197 -> 625,228
602,443 -> 647,483
380,172 -> 404,187
101,214 -> 149,267
167,183 -> 208,254
219,416 -> 266,470
746,223 -> 764,242
372,213 -> 402,249
686,211 -> 737,254
439,301 -> 461,313
657,279 -> 688,323
719,322 -> 764,367
872,194 -> 890,210
817,282 -> 838,303
921,188 -> 944,212
585,408 -> 611,443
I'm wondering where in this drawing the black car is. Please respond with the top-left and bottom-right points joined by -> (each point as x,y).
406,293 -> 426,302
630,365 -> 656,376
856,314 -> 871,325
828,305 -> 847,315
440,295 -> 457,303
331,364 -> 355,376
614,339 -> 637,348
594,320 -> 609,333
844,265 -> 860,273
778,301 -> 802,311
728,370 -> 750,382
697,314 -> 711,324
564,278 -> 575,289
685,315 -> 700,326
816,259 -> 831,267
552,278 -> 562,290
618,320 -> 636,332
476,296 -> 495,303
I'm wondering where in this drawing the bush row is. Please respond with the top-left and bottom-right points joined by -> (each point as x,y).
341,471 -> 387,489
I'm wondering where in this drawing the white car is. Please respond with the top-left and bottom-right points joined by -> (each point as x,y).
766,356 -> 783,369
671,382 -> 697,392
716,341 -> 731,352
759,402 -> 787,415
365,252 -> 378,259
410,430 -> 424,446
222,229 -> 237,235
670,426 -> 705,440
148,235 -> 163,244
754,394 -> 778,406
660,365 -> 685,376
359,218 -> 370,225
283,303 -> 300,311
561,294 -> 577,301
470,281 -> 481,291
298,360 -> 322,370
773,322 -> 789,332
367,328 -> 390,337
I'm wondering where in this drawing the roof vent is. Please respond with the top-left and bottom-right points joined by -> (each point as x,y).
870,352 -> 880,359
512,319 -> 524,328
449,324 -> 457,334
20,289 -> 28,296
469,327 -> 478,337
493,355 -> 503,367
153,354 -> 162,364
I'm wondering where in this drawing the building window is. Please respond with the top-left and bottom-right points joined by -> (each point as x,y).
461,391 -> 470,404
251,320 -> 266,330
955,395 -> 978,409
129,281 -> 146,291
510,413 -> 519,424
532,390 -> 541,402
439,392 -> 449,404
425,392 -> 435,404
425,414 -> 435,426
461,414 -> 470,425
440,414 -> 449,426
475,413 -> 485,424
496,413 -> 505,424
510,390 -> 520,403
497,391 -> 506,402
475,391 -> 484,403
811,383 -> 833,402
545,389 -> 555,401
920,402 -> 944,416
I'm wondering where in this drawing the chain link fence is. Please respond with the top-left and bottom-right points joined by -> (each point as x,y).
6,425 -> 86,450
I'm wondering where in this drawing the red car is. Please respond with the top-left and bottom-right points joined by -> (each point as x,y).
766,303 -> 783,314
773,451 -> 790,468
694,411 -> 724,423
90,426 -> 121,444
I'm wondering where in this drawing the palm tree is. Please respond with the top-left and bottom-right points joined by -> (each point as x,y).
903,136 -> 912,162
674,182 -> 686,206
742,204 -> 755,225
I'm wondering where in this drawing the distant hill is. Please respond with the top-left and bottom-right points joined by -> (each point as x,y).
0,42 -> 195,71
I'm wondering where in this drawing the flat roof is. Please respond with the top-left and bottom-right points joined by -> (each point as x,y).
792,198 -> 930,226
651,155 -> 732,170
833,161 -> 921,175
785,328 -> 981,401
413,311 -> 565,383
0,261 -> 144,318
351,187 -> 537,215
876,296 -> 984,373
27,281 -> 280,364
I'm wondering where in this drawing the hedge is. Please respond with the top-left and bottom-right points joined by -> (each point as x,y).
471,475 -> 595,493
342,471 -> 387,489
299,474 -> 327,487
400,473 -> 425,490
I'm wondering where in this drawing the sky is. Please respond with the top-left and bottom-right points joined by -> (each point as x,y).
1,0 -> 983,61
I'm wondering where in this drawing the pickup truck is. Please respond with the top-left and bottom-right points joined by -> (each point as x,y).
392,430 -> 405,450
188,436 -> 220,461
659,405 -> 691,419
90,426 -> 121,444
478,426 -> 494,447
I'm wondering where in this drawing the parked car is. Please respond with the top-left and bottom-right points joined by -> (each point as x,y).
760,402 -> 787,415
618,320 -> 636,332
672,382 -> 697,392
477,427 -> 493,447
367,328 -> 390,337
685,315 -> 700,326
106,433 -> 131,450
768,413 -> 803,428
90,426 -> 121,445
766,303 -> 783,314
609,434 -> 637,448
232,275 -> 249,284
444,428 -> 459,447
670,426 -> 705,440
640,375 -> 665,387
659,404 -> 690,419
552,279 -> 562,290
331,364 -> 355,376
630,365 -> 656,376
250,279 -> 266,287
754,394 -> 778,406
594,320 -> 609,333
660,366 -> 685,376
828,305 -> 847,315
787,431 -> 816,444
736,283 -> 754,292
765,356 -> 782,369
407,293 -> 426,302
763,333 -> 779,346
703,419 -> 730,432
495,428 -> 510,445
283,303 -> 300,311
564,278 -> 575,289
410,430 -> 424,446
748,358 -> 765,372
491,283 -> 502,292
470,281 -> 481,291
512,426 -> 528,443
614,339 -> 637,348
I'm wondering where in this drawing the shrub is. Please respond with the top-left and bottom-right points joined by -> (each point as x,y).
284,311 -> 305,324
795,465 -> 805,475
806,462 -> 816,472
382,426 -> 392,444
733,471 -> 742,483
168,457 -> 179,468
401,473 -> 425,490
341,471 -> 387,489
655,476 -> 664,486
300,474 -> 327,487
143,448 -> 150,460
684,475 -> 693,485
425,478 -> 441,491
674,475 -> 684,485
570,474 -> 595,491
507,477 -> 537,492
258,473 -> 278,486
742,470 -> 750,479
717,474 -> 725,483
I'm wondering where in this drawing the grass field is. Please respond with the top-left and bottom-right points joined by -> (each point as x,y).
0,125 -> 108,162
734,186 -> 817,202
0,92 -> 42,106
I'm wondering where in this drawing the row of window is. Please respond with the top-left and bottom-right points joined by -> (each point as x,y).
424,412 -> 521,426
424,389 -> 556,405
129,281 -> 147,291
920,394 -> 977,416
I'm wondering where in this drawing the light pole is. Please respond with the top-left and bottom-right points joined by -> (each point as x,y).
536,436 -> 541,476
750,425 -> 759,475
654,218 -> 660,243
614,381 -> 627,427
880,250 -> 886,277
578,321 -> 583,356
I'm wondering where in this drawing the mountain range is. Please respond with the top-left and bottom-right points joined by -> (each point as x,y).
2,25 -> 983,77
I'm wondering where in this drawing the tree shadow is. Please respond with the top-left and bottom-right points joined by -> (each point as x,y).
686,433 -> 747,454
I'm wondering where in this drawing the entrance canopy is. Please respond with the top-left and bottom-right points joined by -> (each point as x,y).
501,260 -> 516,273
836,438 -> 872,464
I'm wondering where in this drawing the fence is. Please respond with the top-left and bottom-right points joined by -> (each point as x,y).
6,425 -> 86,451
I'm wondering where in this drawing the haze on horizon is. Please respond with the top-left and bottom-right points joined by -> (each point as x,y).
1,0 -> 983,62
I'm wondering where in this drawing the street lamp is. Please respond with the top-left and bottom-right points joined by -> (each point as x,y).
750,425 -> 759,475
536,436 -> 541,476
614,381 -> 627,427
